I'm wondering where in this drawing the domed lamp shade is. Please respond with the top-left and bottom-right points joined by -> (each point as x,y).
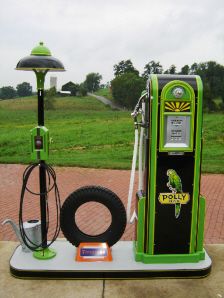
15,41 -> 65,125
16,42 -> 65,89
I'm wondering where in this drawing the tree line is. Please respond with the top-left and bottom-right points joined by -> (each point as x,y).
1,60 -> 224,112
0,72 -> 102,100
0,82 -> 32,99
61,72 -> 102,96
111,60 -> 224,111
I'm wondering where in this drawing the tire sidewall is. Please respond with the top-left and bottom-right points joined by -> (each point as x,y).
60,186 -> 127,247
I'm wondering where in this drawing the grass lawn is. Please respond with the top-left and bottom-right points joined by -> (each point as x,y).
202,113 -> 224,173
0,96 -> 223,173
94,88 -> 113,100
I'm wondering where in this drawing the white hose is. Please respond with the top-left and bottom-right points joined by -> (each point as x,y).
126,128 -> 139,223
138,127 -> 144,191
138,102 -> 145,192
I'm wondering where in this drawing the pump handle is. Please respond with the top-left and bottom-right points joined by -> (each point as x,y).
131,90 -> 147,119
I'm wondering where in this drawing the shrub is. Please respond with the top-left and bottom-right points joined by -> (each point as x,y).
45,87 -> 56,110
111,73 -> 145,109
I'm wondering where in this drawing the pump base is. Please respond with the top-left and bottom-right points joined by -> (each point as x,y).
10,241 -> 211,279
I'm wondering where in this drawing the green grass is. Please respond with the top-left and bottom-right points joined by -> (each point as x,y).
213,96 -> 222,105
0,96 -> 223,173
0,96 -> 133,169
202,113 -> 224,173
94,88 -> 113,100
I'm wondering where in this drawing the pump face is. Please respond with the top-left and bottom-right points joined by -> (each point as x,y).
159,80 -> 195,152
135,75 -> 205,263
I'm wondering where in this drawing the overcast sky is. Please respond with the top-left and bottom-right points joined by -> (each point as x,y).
0,0 -> 223,90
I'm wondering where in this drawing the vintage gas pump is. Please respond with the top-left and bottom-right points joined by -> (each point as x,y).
135,74 -> 208,264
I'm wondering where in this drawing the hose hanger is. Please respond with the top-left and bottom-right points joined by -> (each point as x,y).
131,90 -> 148,126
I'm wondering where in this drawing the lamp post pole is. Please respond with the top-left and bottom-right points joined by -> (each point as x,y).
36,71 -> 48,250
16,42 -> 65,259
38,88 -> 47,249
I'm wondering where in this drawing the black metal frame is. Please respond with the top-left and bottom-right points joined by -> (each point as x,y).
38,89 -> 47,248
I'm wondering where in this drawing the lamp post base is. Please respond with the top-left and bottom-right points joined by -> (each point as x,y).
33,248 -> 57,260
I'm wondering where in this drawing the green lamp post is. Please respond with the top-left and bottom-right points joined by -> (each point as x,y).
16,42 -> 65,259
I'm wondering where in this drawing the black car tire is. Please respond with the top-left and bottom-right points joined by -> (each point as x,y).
60,185 -> 127,247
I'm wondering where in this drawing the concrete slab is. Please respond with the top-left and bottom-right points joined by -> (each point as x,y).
1,242 -> 223,298
104,245 -> 224,298
0,241 -> 103,298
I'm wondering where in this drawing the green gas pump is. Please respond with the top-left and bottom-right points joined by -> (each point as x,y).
135,74 -> 207,264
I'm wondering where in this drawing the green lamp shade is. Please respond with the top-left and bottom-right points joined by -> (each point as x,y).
16,42 -> 65,71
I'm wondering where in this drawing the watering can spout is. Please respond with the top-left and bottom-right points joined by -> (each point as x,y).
2,219 -> 42,252
2,219 -> 27,251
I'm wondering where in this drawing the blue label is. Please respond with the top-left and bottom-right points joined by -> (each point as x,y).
80,247 -> 107,257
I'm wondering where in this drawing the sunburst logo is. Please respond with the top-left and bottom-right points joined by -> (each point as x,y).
165,102 -> 190,112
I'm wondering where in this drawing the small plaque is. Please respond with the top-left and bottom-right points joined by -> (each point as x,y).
164,115 -> 190,148
76,242 -> 112,262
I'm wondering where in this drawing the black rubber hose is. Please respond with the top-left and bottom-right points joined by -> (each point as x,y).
19,163 -> 61,251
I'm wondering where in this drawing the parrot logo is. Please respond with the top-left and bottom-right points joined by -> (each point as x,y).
158,170 -> 190,218
166,169 -> 183,219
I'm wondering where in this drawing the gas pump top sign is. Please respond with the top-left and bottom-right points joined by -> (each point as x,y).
159,80 -> 195,152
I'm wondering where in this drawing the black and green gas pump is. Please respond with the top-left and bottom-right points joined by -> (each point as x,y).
135,75 -> 209,264
15,42 -> 64,259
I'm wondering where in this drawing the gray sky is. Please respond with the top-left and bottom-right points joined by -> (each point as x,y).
0,0 -> 224,90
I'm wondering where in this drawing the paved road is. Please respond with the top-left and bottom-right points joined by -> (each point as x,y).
0,164 -> 224,244
88,92 -> 124,110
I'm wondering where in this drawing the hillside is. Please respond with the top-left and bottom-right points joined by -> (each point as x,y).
0,96 -> 223,173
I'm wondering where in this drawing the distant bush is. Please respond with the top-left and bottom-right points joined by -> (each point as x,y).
79,83 -> 88,96
84,73 -> 102,92
45,87 -> 56,110
16,82 -> 32,97
0,86 -> 17,99
111,73 -> 145,109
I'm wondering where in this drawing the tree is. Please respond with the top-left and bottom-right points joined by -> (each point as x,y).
61,81 -> 79,96
16,82 -> 32,97
84,73 -> 102,92
164,64 -> 177,74
142,60 -> 163,79
111,72 -> 145,109
45,87 -> 56,110
79,83 -> 88,96
113,60 -> 139,77
190,63 -> 198,74
166,64 -> 177,74
188,61 -> 224,110
0,86 -> 17,99
179,65 -> 190,75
